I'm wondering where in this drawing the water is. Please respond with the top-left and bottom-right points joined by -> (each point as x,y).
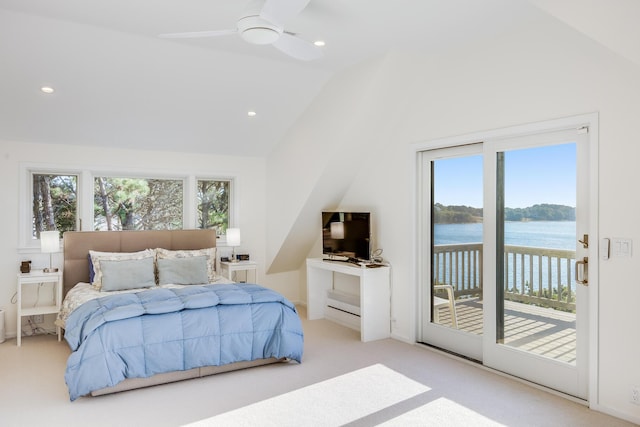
433,221 -> 577,292
434,221 -> 575,250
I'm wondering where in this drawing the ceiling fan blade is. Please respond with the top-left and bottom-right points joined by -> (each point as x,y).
159,29 -> 237,39
260,0 -> 311,26
272,33 -> 322,61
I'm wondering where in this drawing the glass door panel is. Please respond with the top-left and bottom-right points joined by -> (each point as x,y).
432,155 -> 484,334
419,143 -> 483,362
496,144 -> 577,363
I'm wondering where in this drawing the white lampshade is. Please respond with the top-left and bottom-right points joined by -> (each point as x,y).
40,231 -> 60,253
330,222 -> 345,239
226,228 -> 241,247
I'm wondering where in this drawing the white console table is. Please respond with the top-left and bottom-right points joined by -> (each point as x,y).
306,258 -> 390,342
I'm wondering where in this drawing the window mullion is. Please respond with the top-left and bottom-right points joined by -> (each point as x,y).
184,175 -> 196,229
80,170 -> 94,231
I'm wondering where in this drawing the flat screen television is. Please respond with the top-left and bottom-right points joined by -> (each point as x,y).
322,212 -> 371,261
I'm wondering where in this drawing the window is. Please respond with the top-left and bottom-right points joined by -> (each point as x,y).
197,179 -> 230,235
32,173 -> 78,239
22,166 -> 235,248
94,177 -> 183,231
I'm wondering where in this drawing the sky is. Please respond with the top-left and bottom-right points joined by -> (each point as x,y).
433,143 -> 576,209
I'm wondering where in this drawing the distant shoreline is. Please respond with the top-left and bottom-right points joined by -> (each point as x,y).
434,203 -> 575,224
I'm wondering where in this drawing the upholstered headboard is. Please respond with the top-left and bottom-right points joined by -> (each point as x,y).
63,230 -> 217,297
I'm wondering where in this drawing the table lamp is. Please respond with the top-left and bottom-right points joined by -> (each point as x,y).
40,230 -> 59,273
226,228 -> 241,263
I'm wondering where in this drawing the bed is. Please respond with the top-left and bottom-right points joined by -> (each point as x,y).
58,229 -> 303,401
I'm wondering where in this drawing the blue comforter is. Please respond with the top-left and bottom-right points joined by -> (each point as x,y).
64,283 -> 303,401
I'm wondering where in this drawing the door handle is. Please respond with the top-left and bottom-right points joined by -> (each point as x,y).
575,256 -> 588,286
578,234 -> 589,249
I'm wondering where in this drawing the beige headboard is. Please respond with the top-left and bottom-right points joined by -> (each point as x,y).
63,230 -> 217,297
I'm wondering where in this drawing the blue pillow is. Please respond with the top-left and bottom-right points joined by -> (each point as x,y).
157,256 -> 209,285
88,254 -> 95,282
99,257 -> 156,292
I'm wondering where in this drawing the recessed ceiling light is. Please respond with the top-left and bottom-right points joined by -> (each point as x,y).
313,40 -> 325,47
40,86 -> 55,94
247,111 -> 257,117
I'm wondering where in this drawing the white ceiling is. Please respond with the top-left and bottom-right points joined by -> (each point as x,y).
0,0 -> 626,157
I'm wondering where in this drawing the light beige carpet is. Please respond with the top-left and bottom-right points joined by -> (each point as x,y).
187,362 -> 510,427
0,306 -> 635,426
187,364 -> 432,426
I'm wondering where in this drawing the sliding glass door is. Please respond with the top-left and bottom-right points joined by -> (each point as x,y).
417,121 -> 593,399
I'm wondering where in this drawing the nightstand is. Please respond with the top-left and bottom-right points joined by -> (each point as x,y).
220,261 -> 257,283
17,270 -> 63,346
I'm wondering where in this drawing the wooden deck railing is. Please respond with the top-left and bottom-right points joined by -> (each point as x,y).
433,243 -> 483,298
433,243 -> 576,312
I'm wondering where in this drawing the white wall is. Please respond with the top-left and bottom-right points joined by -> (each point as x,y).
0,140 -> 290,340
265,56 -> 400,275
270,13 -> 640,424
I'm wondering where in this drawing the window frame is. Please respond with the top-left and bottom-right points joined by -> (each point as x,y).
20,163 -> 236,250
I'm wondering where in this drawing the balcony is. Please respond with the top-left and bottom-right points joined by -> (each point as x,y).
432,243 -> 577,363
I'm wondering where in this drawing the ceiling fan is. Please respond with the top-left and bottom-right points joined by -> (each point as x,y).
159,0 -> 323,61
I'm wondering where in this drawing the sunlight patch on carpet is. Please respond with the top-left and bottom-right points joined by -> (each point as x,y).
184,364 -> 429,426
379,397 -> 506,426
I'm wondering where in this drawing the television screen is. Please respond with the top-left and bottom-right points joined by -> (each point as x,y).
322,212 -> 371,260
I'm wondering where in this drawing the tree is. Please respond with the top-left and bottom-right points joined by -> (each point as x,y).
94,177 -> 183,231
433,202 -> 575,224
138,179 -> 183,230
433,203 -> 482,224
32,174 -> 77,238
94,178 -> 149,230
38,175 -> 56,231
197,180 -> 229,233
96,177 -> 112,230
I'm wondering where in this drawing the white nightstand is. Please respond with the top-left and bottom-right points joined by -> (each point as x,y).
17,270 -> 63,346
220,261 -> 257,283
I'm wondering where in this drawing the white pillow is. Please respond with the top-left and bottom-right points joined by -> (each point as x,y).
89,249 -> 156,291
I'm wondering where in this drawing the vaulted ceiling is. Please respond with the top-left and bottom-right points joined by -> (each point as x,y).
0,0 -> 637,157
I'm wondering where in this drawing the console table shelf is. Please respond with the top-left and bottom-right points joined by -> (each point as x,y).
306,258 -> 390,342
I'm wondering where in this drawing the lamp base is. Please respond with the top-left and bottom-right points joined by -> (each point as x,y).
43,267 -> 59,273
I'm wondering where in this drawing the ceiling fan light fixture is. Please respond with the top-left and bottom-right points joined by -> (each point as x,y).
237,15 -> 282,45
241,27 -> 280,45
158,2 -> 319,60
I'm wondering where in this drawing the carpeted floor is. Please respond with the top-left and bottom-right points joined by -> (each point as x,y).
0,306 -> 633,426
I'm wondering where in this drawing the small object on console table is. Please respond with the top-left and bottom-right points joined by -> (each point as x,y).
20,261 -> 31,273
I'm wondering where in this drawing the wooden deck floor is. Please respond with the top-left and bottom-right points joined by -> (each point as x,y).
435,298 -> 577,364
